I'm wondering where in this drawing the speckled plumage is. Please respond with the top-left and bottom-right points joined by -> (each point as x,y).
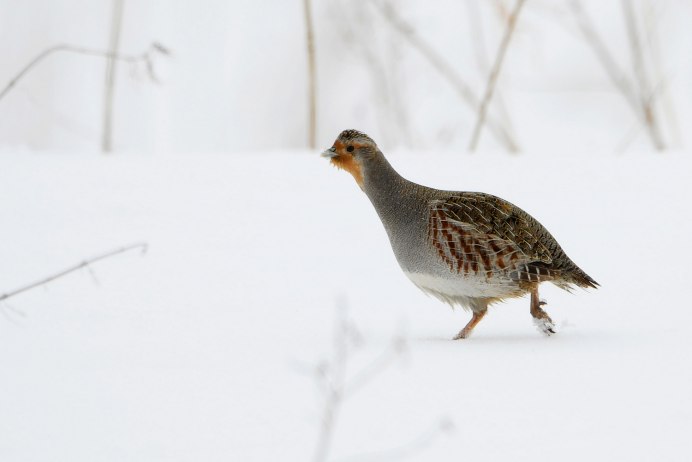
322,129 -> 598,339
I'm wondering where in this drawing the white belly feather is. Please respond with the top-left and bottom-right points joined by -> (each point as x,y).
404,271 -> 522,309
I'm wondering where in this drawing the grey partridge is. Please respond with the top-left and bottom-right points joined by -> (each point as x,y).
322,129 -> 598,339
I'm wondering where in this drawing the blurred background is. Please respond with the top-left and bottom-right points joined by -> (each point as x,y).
0,0 -> 689,154
3,2 -> 692,461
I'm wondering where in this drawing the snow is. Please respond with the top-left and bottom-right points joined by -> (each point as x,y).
2,0 -> 692,458
1,150 -> 691,461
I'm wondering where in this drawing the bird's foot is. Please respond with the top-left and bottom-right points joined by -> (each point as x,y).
453,310 -> 487,340
533,316 -> 556,336
453,328 -> 471,340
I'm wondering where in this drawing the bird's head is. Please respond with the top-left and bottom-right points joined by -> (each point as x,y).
321,129 -> 379,190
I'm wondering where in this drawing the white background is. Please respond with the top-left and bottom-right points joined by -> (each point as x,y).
0,1 -> 690,461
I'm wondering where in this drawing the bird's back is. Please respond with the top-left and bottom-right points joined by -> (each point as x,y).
425,190 -> 598,290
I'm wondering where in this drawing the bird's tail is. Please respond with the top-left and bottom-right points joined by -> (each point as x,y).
569,267 -> 600,289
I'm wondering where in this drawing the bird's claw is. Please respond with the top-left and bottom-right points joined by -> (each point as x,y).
453,330 -> 470,340
533,317 -> 556,336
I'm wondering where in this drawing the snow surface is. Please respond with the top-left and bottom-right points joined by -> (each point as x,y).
1,150 -> 691,461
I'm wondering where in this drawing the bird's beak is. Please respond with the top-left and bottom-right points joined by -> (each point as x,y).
321,147 -> 338,159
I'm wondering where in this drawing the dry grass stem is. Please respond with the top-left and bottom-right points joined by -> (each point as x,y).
333,6 -> 412,147
102,0 -> 125,154
621,0 -> 665,150
465,0 -> 517,143
0,42 -> 169,104
303,0 -> 318,149
371,0 -> 518,152
312,302 -> 407,462
0,242 -> 148,303
468,0 -> 526,151
569,0 -> 666,150
643,0 -> 681,147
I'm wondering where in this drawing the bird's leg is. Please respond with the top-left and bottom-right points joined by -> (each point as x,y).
454,307 -> 487,340
530,287 -> 555,336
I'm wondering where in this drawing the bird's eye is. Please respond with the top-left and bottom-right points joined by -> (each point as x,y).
346,145 -> 354,153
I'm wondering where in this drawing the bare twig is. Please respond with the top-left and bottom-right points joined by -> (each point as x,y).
0,242 -> 148,303
312,300 -> 408,462
644,0 -> 681,147
331,2 -> 412,147
466,0 -> 490,72
621,0 -> 665,150
371,0 -> 519,152
569,0 -> 638,109
343,335 -> 406,397
102,0 -> 125,154
0,42 -> 169,104
468,0 -> 526,151
569,0 -> 666,150
312,304 -> 351,462
0,301 -> 26,325
303,0 -> 318,149
615,119 -> 643,154
309,301 -> 454,462
465,0 -> 517,143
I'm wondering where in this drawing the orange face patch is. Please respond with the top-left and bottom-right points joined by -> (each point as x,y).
330,140 -> 364,189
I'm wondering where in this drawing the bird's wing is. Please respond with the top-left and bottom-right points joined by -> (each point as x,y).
427,194 -> 558,282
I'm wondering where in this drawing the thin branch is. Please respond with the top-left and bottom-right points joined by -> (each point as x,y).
466,0 -> 490,72
343,336 -> 405,398
644,0 -> 681,147
0,242 -> 148,303
465,0 -> 517,143
569,0 -> 639,110
102,0 -> 125,154
309,301 -> 452,462
468,0 -> 526,151
622,0 -> 649,98
371,0 -> 519,152
312,304 -> 350,462
615,77 -> 670,154
303,0 -> 318,149
615,119 -> 643,154
333,4 -> 412,147
0,301 -> 26,325
622,0 -> 665,150
0,42 -> 169,103
569,0 -> 666,150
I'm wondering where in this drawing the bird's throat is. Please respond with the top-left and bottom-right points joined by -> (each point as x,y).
331,156 -> 364,190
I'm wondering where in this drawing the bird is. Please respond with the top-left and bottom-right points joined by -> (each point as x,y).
322,129 -> 598,339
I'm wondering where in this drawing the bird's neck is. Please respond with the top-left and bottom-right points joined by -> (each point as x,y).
362,153 -> 423,224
